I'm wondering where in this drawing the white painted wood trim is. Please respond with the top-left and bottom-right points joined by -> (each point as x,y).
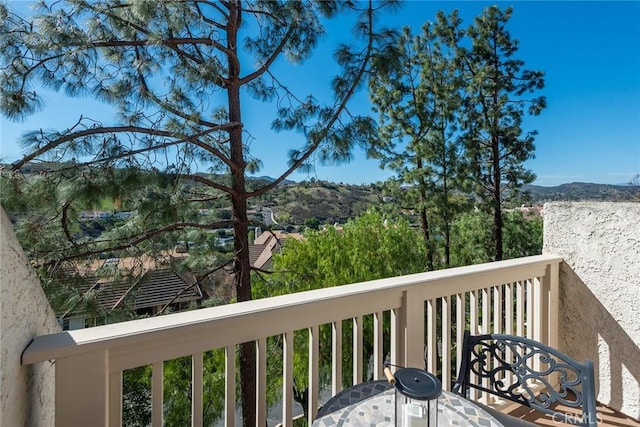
151,361 -> 163,427
331,321 -> 342,395
192,352 -> 203,427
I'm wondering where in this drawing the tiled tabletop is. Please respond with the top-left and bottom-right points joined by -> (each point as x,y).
313,380 -> 504,426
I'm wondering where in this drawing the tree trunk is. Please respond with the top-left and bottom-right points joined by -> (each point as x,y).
419,203 -> 434,271
491,135 -> 503,261
417,158 -> 434,271
227,5 -> 256,426
441,141 -> 451,268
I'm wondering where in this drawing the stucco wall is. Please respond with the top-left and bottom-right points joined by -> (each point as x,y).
543,202 -> 640,420
0,206 -> 60,427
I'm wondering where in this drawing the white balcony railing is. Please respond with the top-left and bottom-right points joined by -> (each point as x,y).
22,254 -> 562,427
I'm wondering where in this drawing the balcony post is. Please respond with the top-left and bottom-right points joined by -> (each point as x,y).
55,350 -> 109,427
404,289 -> 424,369
546,261 -> 559,353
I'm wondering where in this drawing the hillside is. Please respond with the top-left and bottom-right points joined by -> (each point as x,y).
260,181 -> 382,224
524,182 -> 640,203
3,163 -> 638,222
258,180 -> 639,226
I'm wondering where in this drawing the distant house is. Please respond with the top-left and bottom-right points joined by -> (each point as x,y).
59,269 -> 203,330
112,211 -> 134,220
79,210 -> 112,221
249,229 -> 302,270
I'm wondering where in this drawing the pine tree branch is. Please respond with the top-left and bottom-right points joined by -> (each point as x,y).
11,122 -> 239,172
89,37 -> 229,55
248,1 -> 378,198
239,24 -> 296,85
81,2 -> 213,65
194,1 -> 229,29
38,220 -> 236,266
134,52 -> 224,127
61,202 -> 76,247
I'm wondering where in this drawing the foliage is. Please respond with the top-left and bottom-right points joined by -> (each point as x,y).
267,210 -> 426,294
450,210 -> 542,267
449,211 -> 494,267
254,210 -> 426,414
121,350 -> 228,427
502,210 -> 542,259
367,5 -> 545,264
456,5 -> 546,260
368,12 -> 470,270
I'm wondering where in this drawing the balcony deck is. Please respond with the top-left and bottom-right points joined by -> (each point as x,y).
509,401 -> 640,426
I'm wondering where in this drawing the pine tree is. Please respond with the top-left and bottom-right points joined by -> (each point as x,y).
368,12 -> 467,269
0,1 -> 399,425
456,5 -> 546,260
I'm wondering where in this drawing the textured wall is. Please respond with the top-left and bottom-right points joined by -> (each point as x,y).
543,202 -> 640,420
0,207 -> 60,427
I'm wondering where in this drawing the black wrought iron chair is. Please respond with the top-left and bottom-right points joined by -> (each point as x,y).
452,331 -> 598,426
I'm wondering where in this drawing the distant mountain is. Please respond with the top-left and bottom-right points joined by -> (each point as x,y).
4,162 -> 637,207
523,182 -> 640,203
247,175 -> 296,187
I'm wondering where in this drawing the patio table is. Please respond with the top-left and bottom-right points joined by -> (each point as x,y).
312,380 -> 504,426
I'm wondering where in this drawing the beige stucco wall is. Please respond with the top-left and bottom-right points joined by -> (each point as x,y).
0,206 -> 60,427
543,202 -> 640,420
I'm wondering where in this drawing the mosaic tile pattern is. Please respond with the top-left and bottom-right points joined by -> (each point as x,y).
313,382 -> 504,427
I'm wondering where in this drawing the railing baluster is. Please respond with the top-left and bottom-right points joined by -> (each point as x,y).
152,362 -> 163,427
532,276 -> 543,372
504,283 -> 514,390
224,346 -> 235,427
192,353 -> 203,427
373,311 -> 384,380
455,293 -> 465,376
308,325 -> 319,423
505,282 -> 513,335
332,321 -> 342,395
353,316 -> 363,385
481,288 -> 491,404
516,280 -> 525,337
426,298 -> 437,374
282,332 -> 293,427
441,295 -> 451,390
526,279 -> 534,340
482,287 -> 490,336
390,306 -> 402,368
469,290 -> 478,401
493,284 -> 503,334
470,290 -> 479,335
256,338 -> 267,427
547,262 -> 560,389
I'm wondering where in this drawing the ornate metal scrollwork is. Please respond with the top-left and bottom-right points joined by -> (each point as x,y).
468,338 -> 584,410
453,332 -> 597,426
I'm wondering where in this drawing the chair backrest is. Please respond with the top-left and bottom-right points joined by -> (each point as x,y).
453,331 -> 598,427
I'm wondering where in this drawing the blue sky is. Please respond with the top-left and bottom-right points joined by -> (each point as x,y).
1,1 -> 639,186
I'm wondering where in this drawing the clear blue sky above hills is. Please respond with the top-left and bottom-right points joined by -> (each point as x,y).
1,1 -> 638,186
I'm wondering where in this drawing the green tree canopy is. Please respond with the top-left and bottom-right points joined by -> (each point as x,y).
368,12 -> 470,269
456,5 -> 546,260
253,210 -> 426,414
267,210 -> 426,294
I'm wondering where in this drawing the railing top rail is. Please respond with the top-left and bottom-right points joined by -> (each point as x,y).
22,254 -> 562,366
